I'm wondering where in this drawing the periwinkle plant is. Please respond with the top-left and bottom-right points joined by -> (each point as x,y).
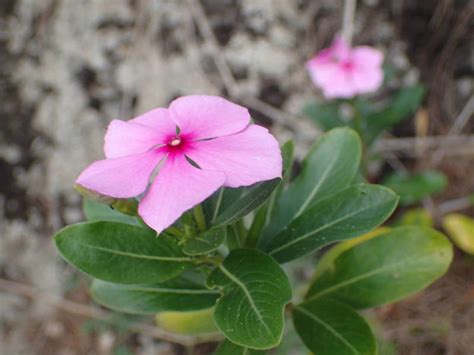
54,96 -> 452,354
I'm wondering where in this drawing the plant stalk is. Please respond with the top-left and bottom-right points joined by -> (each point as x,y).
193,204 -> 207,232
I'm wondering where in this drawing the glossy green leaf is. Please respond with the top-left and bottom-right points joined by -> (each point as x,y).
262,184 -> 398,263
263,128 -> 361,240
306,226 -> 453,308
245,205 -> 268,248
226,225 -> 243,250
183,227 -> 226,255
312,228 -> 390,280
204,187 -> 245,225
304,101 -> 346,131
207,249 -> 292,349
83,199 -> 139,226
293,298 -> 377,355
215,340 -> 266,354
91,275 -> 219,314
54,221 -> 192,284
213,179 -> 281,227
260,140 -> 296,247
382,170 -> 447,205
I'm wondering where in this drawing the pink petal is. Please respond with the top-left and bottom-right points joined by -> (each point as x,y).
104,120 -> 166,159
351,46 -> 384,94
138,154 -> 226,233
76,150 -> 166,198
307,62 -> 356,99
186,125 -> 282,188
130,107 -> 177,137
169,95 -> 250,140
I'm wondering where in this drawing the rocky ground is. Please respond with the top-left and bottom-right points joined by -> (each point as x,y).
0,0 -> 472,354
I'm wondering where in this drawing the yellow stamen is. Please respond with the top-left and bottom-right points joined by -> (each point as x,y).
170,138 -> 181,146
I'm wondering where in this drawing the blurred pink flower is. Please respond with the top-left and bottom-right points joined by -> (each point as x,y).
75,95 -> 282,233
306,36 -> 384,99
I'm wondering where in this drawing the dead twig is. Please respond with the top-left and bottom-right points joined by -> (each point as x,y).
437,197 -> 473,216
342,0 -> 357,45
0,278 -> 221,347
431,95 -> 474,164
374,135 -> 474,156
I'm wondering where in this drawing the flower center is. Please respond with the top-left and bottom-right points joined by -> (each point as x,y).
169,137 -> 182,147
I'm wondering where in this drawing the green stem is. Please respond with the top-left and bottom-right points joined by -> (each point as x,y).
226,225 -> 242,250
245,205 -> 267,248
194,254 -> 223,267
236,219 -> 247,245
193,204 -> 207,232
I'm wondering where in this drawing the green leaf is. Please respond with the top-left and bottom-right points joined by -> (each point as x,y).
83,199 -> 139,226
304,101 -> 346,131
312,228 -> 390,280
262,184 -> 398,263
213,179 -> 281,227
245,205 -> 268,248
155,308 -> 219,335
293,298 -> 377,355
263,128 -> 361,240
204,187 -> 245,225
260,140 -> 296,247
393,208 -> 433,227
382,170 -> 447,205
281,139 -> 295,183
207,249 -> 292,349
215,340 -> 266,354
183,227 -> 226,255
306,226 -> 453,308
443,213 -> 474,255
54,221 -> 192,284
366,85 -> 425,143
226,225 -> 243,250
91,275 -> 219,314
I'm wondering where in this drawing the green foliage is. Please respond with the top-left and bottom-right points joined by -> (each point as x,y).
212,178 -> 280,227
262,184 -> 398,263
303,101 -> 346,131
91,274 -> 219,314
55,126 -> 455,353
382,170 -> 447,205
83,199 -> 139,225
306,226 -> 453,309
394,208 -> 433,227
304,85 -> 425,147
263,128 -> 361,240
155,308 -> 219,335
55,221 -> 191,284
183,227 -> 226,255
207,249 -> 292,349
293,298 -> 377,355
365,85 -> 425,143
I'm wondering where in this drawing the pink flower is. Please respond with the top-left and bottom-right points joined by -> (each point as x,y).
75,95 -> 282,233
306,36 -> 384,99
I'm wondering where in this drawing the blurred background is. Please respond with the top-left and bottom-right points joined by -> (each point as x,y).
0,0 -> 473,354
